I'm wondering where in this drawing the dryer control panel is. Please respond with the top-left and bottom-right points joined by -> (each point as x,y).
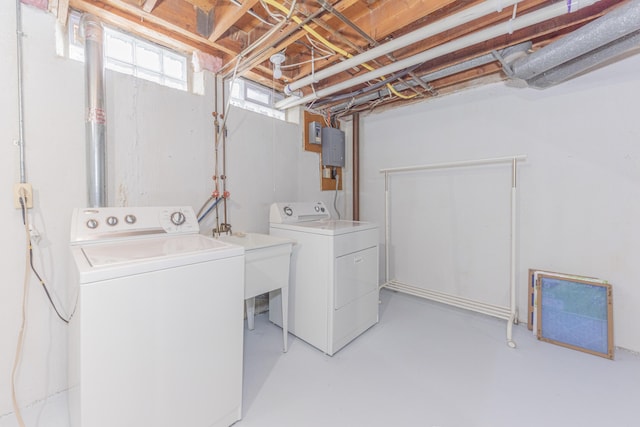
269,201 -> 331,223
70,206 -> 199,243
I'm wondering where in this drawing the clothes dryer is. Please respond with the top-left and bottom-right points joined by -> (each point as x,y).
269,201 -> 379,355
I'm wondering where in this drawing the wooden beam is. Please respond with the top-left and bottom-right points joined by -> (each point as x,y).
69,0 -> 238,55
142,0 -> 161,13
209,0 -> 260,43
229,0 -> 361,77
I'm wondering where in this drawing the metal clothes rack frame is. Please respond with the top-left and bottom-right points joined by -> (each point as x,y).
380,155 -> 527,348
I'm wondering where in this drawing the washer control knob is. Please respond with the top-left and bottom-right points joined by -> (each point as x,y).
170,211 -> 186,226
86,219 -> 99,229
284,206 -> 293,216
314,205 -> 320,212
124,214 -> 137,225
106,216 -> 118,226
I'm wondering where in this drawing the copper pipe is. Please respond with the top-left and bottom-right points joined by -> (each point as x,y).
352,112 -> 360,221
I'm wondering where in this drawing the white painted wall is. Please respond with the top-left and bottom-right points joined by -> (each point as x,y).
359,52 -> 640,353
1,4 -> 325,417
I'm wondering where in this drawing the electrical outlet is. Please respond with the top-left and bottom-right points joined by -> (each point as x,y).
14,183 -> 33,209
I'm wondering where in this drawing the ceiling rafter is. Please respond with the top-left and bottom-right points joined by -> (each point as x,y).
62,0 -> 632,113
209,0 -> 261,42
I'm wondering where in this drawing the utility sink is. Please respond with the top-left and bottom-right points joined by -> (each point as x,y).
218,232 -> 293,352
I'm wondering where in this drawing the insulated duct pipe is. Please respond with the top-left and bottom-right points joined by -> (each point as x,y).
277,0 -> 600,110
82,15 -> 107,207
511,0 -> 640,81
283,0 -> 524,95
526,29 -> 640,88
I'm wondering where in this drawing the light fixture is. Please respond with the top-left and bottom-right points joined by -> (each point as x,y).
270,52 -> 286,80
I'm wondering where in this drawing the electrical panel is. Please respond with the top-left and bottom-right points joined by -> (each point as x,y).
321,127 -> 345,167
309,121 -> 322,145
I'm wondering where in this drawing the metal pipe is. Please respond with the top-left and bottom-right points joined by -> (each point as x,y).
316,0 -> 424,94
507,158 -> 518,348
379,155 -> 527,174
527,29 -> 640,88
15,0 -> 26,183
82,14 -> 107,207
384,172 -> 390,284
277,0 -> 600,110
511,0 -> 640,81
283,0 -> 525,95
320,42 -> 532,112
352,112 -> 360,221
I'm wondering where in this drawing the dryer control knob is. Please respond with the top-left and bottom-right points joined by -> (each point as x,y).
106,216 -> 118,226
170,211 -> 186,226
86,219 -> 99,229
124,214 -> 137,225
284,206 -> 293,216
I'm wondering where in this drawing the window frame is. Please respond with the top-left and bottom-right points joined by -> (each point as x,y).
67,10 -> 189,92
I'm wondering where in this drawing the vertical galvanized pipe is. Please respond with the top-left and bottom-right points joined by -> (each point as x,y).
15,0 -> 27,183
82,15 -> 107,207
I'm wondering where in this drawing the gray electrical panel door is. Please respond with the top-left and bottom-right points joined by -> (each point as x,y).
321,127 -> 345,167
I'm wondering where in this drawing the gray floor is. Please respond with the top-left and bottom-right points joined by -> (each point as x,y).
2,289 -> 638,427
239,289 -> 640,427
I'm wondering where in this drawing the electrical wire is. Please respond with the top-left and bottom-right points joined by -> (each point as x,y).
198,197 -> 223,223
11,195 -> 29,427
261,0 -> 417,101
19,196 -> 74,325
333,170 -> 341,220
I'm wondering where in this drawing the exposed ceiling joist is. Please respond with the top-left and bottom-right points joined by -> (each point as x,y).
62,0 -> 636,115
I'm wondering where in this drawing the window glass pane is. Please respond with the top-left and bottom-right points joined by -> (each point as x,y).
163,54 -> 185,80
246,86 -> 270,105
105,32 -> 133,63
135,43 -> 161,72
228,78 -> 285,121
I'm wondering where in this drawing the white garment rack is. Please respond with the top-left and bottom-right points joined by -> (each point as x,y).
380,155 -> 526,348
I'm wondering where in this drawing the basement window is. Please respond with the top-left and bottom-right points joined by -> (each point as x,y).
67,11 -> 188,91
229,78 -> 285,121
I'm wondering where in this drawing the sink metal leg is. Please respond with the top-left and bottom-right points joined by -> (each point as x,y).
246,297 -> 255,330
281,286 -> 288,352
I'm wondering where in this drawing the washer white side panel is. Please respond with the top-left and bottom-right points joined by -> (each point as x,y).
69,256 -> 244,427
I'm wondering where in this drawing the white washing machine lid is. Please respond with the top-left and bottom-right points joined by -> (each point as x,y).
73,234 -> 243,283
269,219 -> 378,236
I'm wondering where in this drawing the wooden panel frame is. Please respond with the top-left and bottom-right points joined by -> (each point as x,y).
536,273 -> 613,360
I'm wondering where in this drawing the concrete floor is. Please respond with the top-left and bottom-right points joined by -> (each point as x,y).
239,289 -> 639,427
2,289 -> 638,427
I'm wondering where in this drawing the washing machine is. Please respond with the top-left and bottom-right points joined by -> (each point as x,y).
269,201 -> 379,356
68,206 -> 244,427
